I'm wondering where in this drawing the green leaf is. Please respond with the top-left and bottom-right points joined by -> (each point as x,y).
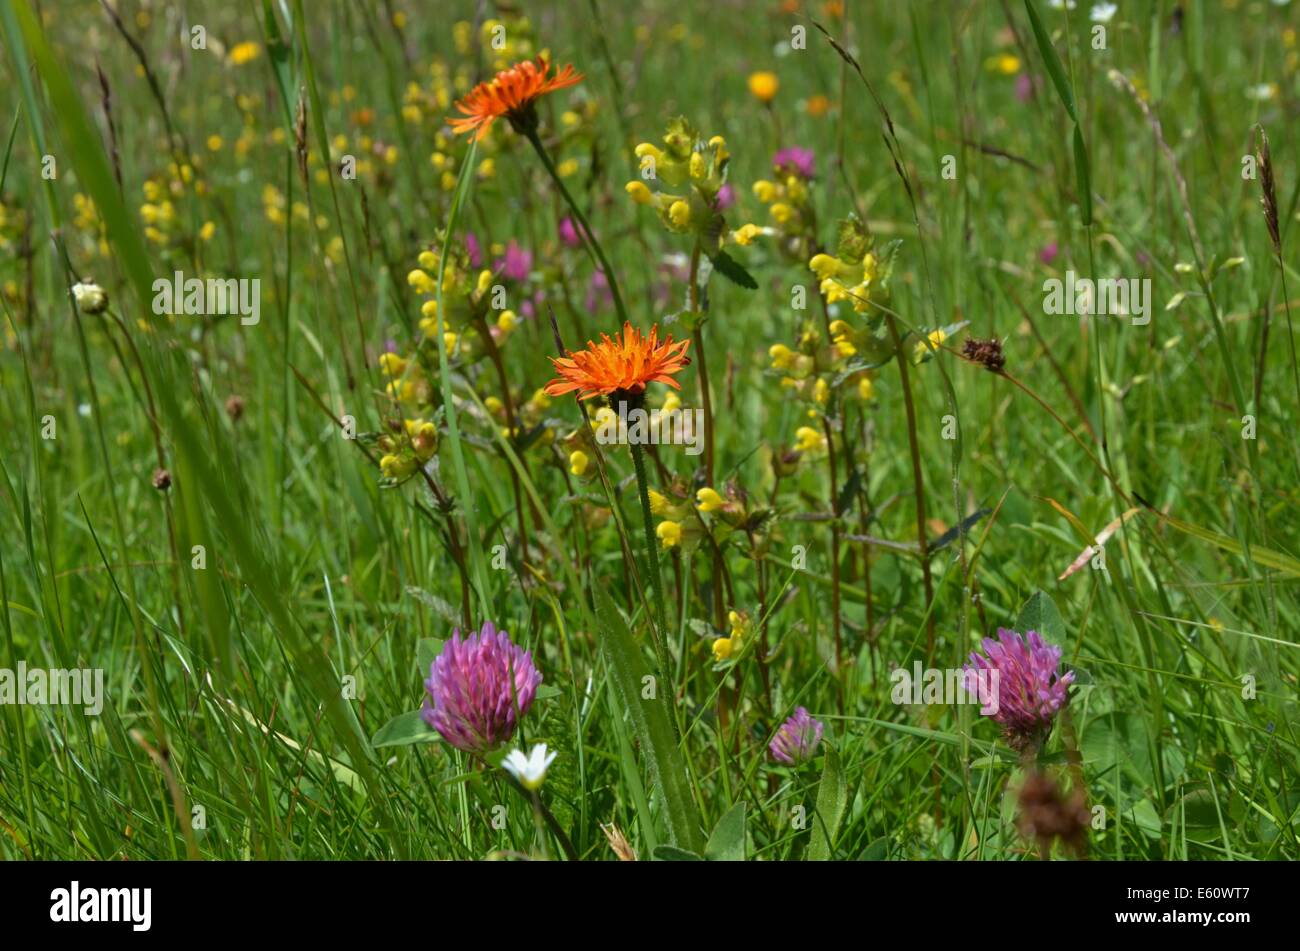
1081,711 -> 1152,786
708,248 -> 758,290
1137,499 -> 1300,577
371,710 -> 439,748
594,585 -> 705,852
705,802 -> 747,861
653,844 -> 704,861
835,214 -> 872,262
1023,0 -> 1078,122
808,746 -> 847,860
416,638 -> 444,676
1072,124 -> 1092,227
1014,590 -> 1067,647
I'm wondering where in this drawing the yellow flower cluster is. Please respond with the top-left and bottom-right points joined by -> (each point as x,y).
377,416 -> 440,482
712,610 -> 752,662
625,118 -> 730,245
809,249 -> 879,313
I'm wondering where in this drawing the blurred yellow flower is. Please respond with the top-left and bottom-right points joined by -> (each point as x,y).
228,42 -> 261,66
696,487 -> 724,512
656,520 -> 682,548
748,71 -> 779,102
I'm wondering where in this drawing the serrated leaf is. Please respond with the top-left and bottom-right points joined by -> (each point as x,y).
835,214 -> 871,262
709,248 -> 758,289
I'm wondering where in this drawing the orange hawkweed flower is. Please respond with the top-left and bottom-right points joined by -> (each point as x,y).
545,323 -> 691,401
448,57 -> 584,141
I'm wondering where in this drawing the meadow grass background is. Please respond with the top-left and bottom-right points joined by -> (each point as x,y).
0,0 -> 1298,860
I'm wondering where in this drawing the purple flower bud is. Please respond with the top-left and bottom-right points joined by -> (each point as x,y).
1015,72 -> 1034,103
772,147 -> 815,179
714,183 -> 736,211
558,216 -> 581,248
421,621 -> 542,753
465,231 -> 484,268
963,628 -> 1073,752
495,240 -> 533,282
769,706 -> 824,765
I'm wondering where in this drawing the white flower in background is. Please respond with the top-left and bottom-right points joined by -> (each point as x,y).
1245,83 -> 1278,101
71,280 -> 108,315
1090,2 -> 1117,22
502,743 -> 557,791
1049,0 -> 1077,10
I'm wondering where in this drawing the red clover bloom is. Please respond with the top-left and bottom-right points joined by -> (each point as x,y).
421,621 -> 542,753
963,628 -> 1073,752
769,706 -> 824,765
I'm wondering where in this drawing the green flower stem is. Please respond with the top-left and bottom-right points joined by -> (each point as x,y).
524,127 -> 630,328
630,438 -> 672,678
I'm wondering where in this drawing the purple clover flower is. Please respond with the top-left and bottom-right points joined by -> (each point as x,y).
772,147 -> 815,179
963,628 -> 1074,752
421,621 -> 542,753
496,240 -> 533,282
769,707 -> 824,765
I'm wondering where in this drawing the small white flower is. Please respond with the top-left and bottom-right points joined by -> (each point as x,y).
1245,83 -> 1277,102
1090,2 -> 1117,23
502,743 -> 556,791
1048,0 -> 1077,9
71,280 -> 108,314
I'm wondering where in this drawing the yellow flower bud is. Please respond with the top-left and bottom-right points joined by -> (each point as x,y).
656,520 -> 682,549
809,253 -> 841,280
769,202 -> 796,225
668,200 -> 691,228
569,450 -> 589,476
769,343 -> 796,370
407,269 -> 432,293
696,487 -> 725,512
795,426 -> 825,454
752,180 -> 777,204
625,181 -> 653,204
378,352 -> 406,377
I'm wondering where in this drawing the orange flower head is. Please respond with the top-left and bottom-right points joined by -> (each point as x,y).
448,57 -> 584,141
544,323 -> 691,402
